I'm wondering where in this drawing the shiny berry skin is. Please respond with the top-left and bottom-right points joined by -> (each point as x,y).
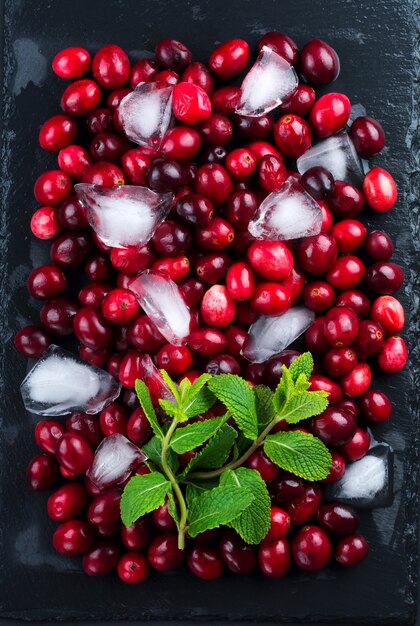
265,507 -> 291,541
188,544 -> 224,580
305,318 -> 331,355
258,154 -> 288,192
352,320 -> 384,359
300,39 -> 340,84
52,47 -> 91,78
27,454 -> 58,490
40,297 -> 79,335
153,255 -> 190,283
99,402 -> 127,436
66,412 -> 102,448
61,79 -> 102,117
284,267 -> 306,305
323,306 -> 359,348
303,281 -> 335,313
226,262 -> 255,301
211,86 -> 240,115
88,488 -> 122,526
172,82 -> 212,125
312,407 -> 356,446
264,350 -> 301,388
92,45 -> 130,89
162,127 -> 202,162
219,530 -> 257,574
59,145 -> 92,179
196,253 -> 230,285
328,181 -> 365,218
292,525 -> 332,571
201,284 -> 236,328
309,374 -> 342,404
53,520 -> 95,555
147,158 -> 188,193
120,149 -> 150,185
341,362 -> 372,397
118,552 -> 150,583
310,93 -> 351,137
195,164 -> 232,205
188,327 -> 228,356
226,190 -> 258,229
34,419 -> 65,454
148,533 -> 184,572
226,148 -> 257,180
340,428 -> 371,461
233,113 -> 274,140
360,389 -> 392,423
27,264 -> 66,300
208,38 -> 249,79
157,344 -> 193,376
34,170 -> 72,206
258,31 -> 299,65
378,336 -> 407,373
182,61 -> 214,94
326,256 -> 366,290
350,116 -> 385,157
204,354 -> 241,375
331,219 -> 367,254
30,206 -> 61,240
86,108 -> 113,135
101,289 -> 139,324
121,517 -> 154,551
50,232 -> 91,269
365,261 -> 404,295
111,245 -> 154,274
301,166 -> 334,200
279,83 -> 316,116
55,433 -> 93,475
323,347 -> 357,379
199,113 -> 232,146
371,295 -> 404,335
90,132 -> 129,163
296,233 -> 337,275
363,167 -> 397,212
81,161 -> 125,186
127,407 -> 153,445
39,114 -> 78,152
246,449 -> 279,483
82,540 -> 120,575
258,538 -> 291,577
152,220 -> 192,256
248,241 -> 293,281
274,115 -> 312,159
250,282 -> 290,316
269,474 -> 305,504
321,451 -> 346,484
177,193 -> 214,227
336,398 -> 359,419
47,483 -> 90,522
365,230 -> 394,261
335,534 -> 369,566
156,38 -> 192,72
179,278 -> 206,308
14,325 -> 52,358
79,282 -> 112,309
73,307 -> 113,350
196,217 -> 234,250
336,289 -> 371,318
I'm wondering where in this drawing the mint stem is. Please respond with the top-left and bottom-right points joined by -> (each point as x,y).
161,417 -> 188,550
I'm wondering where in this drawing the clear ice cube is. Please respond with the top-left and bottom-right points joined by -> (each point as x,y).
129,270 -> 191,346
75,183 -> 172,249
118,81 -> 173,149
20,345 -> 121,416
241,306 -> 315,363
296,131 -> 364,186
87,434 -> 145,489
235,46 -> 298,117
248,179 -> 323,241
324,444 -> 394,508
139,353 -> 175,403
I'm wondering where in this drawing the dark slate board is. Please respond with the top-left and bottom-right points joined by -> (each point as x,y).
0,0 -> 419,624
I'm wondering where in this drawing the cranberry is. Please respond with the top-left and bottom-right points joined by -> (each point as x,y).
371,295 -> 404,335
81,161 -> 125,186
82,540 -> 120,575
224,327 -> 248,361
58,144 -> 92,179
365,261 -> 404,294
85,254 -> 112,283
365,230 -> 394,261
121,516 -> 154,550
73,307 -> 113,350
350,116 -> 385,157
14,325 -> 52,358
128,315 -> 165,352
201,285 -> 236,328
66,412 -> 103,448
98,402 -> 127,437
199,113 -> 232,146
274,115 -> 312,159
264,507 -> 291,541
52,47 -> 91,79
219,530 -> 257,574
323,347 -> 357,379
363,167 -> 397,212
309,374 -> 342,404
305,318 -> 331,355
360,389 -> 392,423
335,533 -> 369,566
176,193 -> 214,227
319,201 -> 334,232
153,69 -> 179,85
335,398 -> 359,419
204,354 -> 241,375
58,197 -> 89,230
264,350 -> 301,387
153,255 -> 190,283
27,454 -> 57,490
247,140 -> 282,162
208,38 -> 249,79
50,232 -> 91,269
34,169 -> 72,206
111,244 -> 155,273
226,261 -> 255,301
30,206 -> 61,240
323,306 -> 359,347
117,551 -> 150,583
156,38 -> 192,72
312,407 -> 356,446
92,45 -> 129,89
301,166 -> 335,200
86,107 -> 113,135
293,525 -> 332,570
79,282 -> 112,308
226,148 -> 257,180
258,538 -> 291,577
118,350 -> 146,388
342,362 -> 372,397
100,288 -> 138,325
321,451 -> 346,484
245,362 -> 265,385
296,233 -> 338,275
129,58 -> 158,87
211,86 -> 240,115
188,327 -> 228,356
327,256 -> 366,290
280,84 -> 316,116
284,267 -> 306,305
148,533 -> 184,571
340,428 -> 371,461
172,82 -> 212,125
234,301 -> 258,327
55,433 -> 93,475
53,520 -> 95,555
126,407 -> 152,446
157,344 -> 193,375
120,150 -> 150,185
226,190 -> 258,229
352,320 -> 384,359
27,264 -> 66,300
378,336 -> 407,373
182,62 -> 214,94
187,544 -> 224,580
196,252 -> 230,285
336,289 -> 371,318
270,474 -> 305,504
258,154 -> 288,192
39,297 -> 77,335
246,449 -> 279,483
233,113 -> 274,140
331,219 -> 367,254
328,181 -> 365,218
310,93 -> 351,137
39,114 -> 78,152
303,281 -> 335,313
195,164 -> 232,205
89,132 -> 129,163
88,488 -> 121,527
300,39 -> 340,84
152,220 -> 192,256
61,79 -> 101,117
162,127 -> 202,162
258,31 -> 299,65
47,483 -> 89,522
147,158 -> 187,193
34,419 -> 65,454
250,282 -> 290,316
196,217 -> 234,250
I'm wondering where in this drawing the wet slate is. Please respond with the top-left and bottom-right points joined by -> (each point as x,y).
0,0 -> 419,624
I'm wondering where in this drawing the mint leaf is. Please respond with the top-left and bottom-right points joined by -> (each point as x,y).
179,377 -> 192,398
254,385 -> 275,431
159,369 -> 181,402
167,491 -> 180,526
272,366 -> 294,414
183,387 -> 216,419
263,431 -> 332,481
220,468 -> 270,544
294,373 -> 311,392
170,415 -> 227,454
180,424 -> 237,478
143,436 -> 179,474
288,352 -> 314,382
208,374 -> 258,440
185,478 -> 220,507
188,485 -> 254,537
135,380 -> 164,440
280,389 -> 329,424
185,373 -> 212,400
159,398 -> 181,419
120,472 -> 171,527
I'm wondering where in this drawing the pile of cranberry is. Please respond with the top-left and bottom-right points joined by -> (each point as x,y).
16,34 -> 407,583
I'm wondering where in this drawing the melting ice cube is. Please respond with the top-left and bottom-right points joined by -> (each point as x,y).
129,270 -> 191,346
140,353 -> 175,404
75,184 -> 172,249
20,345 -> 121,416
235,46 -> 298,117
118,82 -> 173,149
87,434 -> 145,489
296,131 -> 364,186
248,179 -> 323,241
241,306 -> 315,363
324,444 -> 394,508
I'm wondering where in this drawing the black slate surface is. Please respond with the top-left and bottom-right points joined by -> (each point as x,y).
0,0 -> 419,624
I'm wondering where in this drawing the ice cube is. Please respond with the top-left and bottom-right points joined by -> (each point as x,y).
296,131 -> 364,186
140,353 -> 175,403
87,434 -> 145,489
324,444 -> 394,508
20,345 -> 121,416
129,270 -> 191,346
248,179 -> 323,241
235,46 -> 298,117
347,102 -> 367,125
75,183 -> 172,249
118,82 -> 173,149
241,306 -> 315,363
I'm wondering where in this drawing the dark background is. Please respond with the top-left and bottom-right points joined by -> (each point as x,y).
0,0 -> 419,624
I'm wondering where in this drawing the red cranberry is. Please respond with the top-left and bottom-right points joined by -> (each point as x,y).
208,38 -> 249,79
40,298 -> 78,335
157,344 -> 193,375
92,45 -> 129,89
258,154 -> 288,193
301,166 -> 334,199
27,454 -> 57,490
58,197 -> 89,230
111,245 -> 155,274
88,488 -> 121,526
129,57 -> 158,87
258,538 -> 291,577
250,282 -> 290,316
47,483 -> 89,522
328,181 -> 365,218
339,428 -> 371,461
323,347 -> 357,379
199,113 -> 232,146
34,419 -> 65,455
321,450 -> 346,484
90,132 -> 129,163
323,305 -> 359,348
292,525 -> 332,570
196,217 -> 234,250
309,92 -> 351,137
53,520 -> 94,555
360,389 -> 392,423
188,327 -> 228,356
211,85 -> 240,115
196,252 -> 231,285
118,350 -> 146,388
274,115 -> 312,159
39,114 -> 78,152
27,265 -> 66,300
176,193 -> 214,227
156,38 -> 192,72
152,220 -> 192,256
350,116 -> 385,157
219,530 -> 257,574
365,262 -> 404,294
14,325 -> 52,358
147,158 -> 188,193
225,261 -> 254,301
117,551 -> 150,583
378,336 -> 407,373
30,206 -> 61,240
226,190 -> 258,229
335,534 -> 369,566
172,82 -> 212,125
50,232 -> 91,269
265,507 -> 291,541
34,170 -> 72,206
264,350 -> 301,388
182,61 -> 214,94
365,230 -> 394,261
300,39 -> 340,84
101,288 -> 139,325
279,83 -> 316,116
58,144 -> 92,179
246,449 -> 279,483
258,31 -> 299,65
195,164 -> 232,205
201,285 -> 236,328
79,282 -> 112,308
233,113 -> 273,141
162,127 -> 202,162
86,107 -> 113,136
352,320 -> 384,359
336,289 -> 371,318
309,374 -> 343,404
371,296 -> 404,335
312,407 -> 356,446
61,79 -> 101,117
270,474 -> 305,504
55,433 -> 93,475
73,307 -> 113,350
326,256 -> 366,290
342,362 -> 372,397
52,47 -> 91,79
99,402 -> 127,437
226,148 -> 257,180
331,219 -> 367,254
126,407 -> 152,445
128,315 -> 165,352
82,161 -> 125,186
148,533 -> 184,571
303,281 -> 335,313
82,540 -> 120,575
121,516 -> 154,551
363,167 -> 397,212
120,149 -> 150,185
187,544 -> 224,580
204,354 -> 241,375
296,233 -> 338,275
305,318 -> 331,355
66,412 -> 103,448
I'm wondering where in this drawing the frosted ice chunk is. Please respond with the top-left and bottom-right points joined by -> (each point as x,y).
75,184 -> 172,249
324,444 -> 393,508
248,179 -> 323,241
296,131 -> 364,186
235,46 -> 298,117
140,353 -> 175,403
241,306 -> 315,363
87,434 -> 145,489
118,82 -> 173,149
129,270 -> 191,346
348,102 -> 367,125
20,345 -> 121,416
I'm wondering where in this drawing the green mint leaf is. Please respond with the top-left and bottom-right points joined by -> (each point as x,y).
294,373 -> 311,392
179,424 -> 237,478
280,389 -> 329,424
185,478 -> 220,508
170,415 -> 227,454
120,472 -> 171,527
183,387 -> 216,419
135,379 -> 164,440
167,491 -> 180,526
207,374 -> 258,440
179,377 -> 192,399
254,385 -> 276,431
159,369 -> 181,402
263,431 -> 332,481
186,373 -> 212,400
288,352 -> 314,382
272,366 -> 294,414
158,398 -> 181,419
143,436 -> 179,474
188,485 -> 254,537
220,468 -> 270,544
